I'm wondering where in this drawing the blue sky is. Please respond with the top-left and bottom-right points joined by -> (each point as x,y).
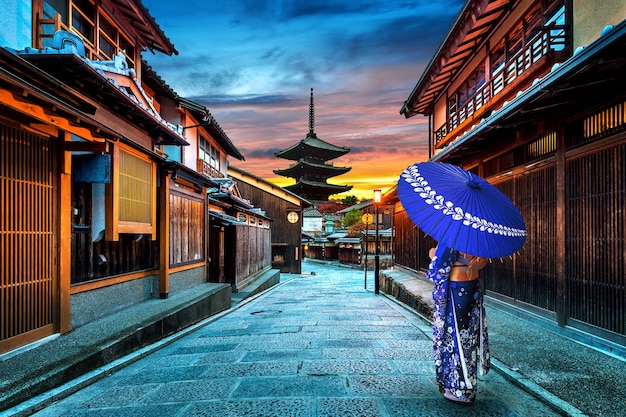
142,0 -> 463,199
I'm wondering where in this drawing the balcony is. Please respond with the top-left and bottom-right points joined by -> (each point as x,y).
435,26 -> 567,147
198,159 -> 224,179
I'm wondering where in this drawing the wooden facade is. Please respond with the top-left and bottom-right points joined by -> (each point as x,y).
0,0 -> 262,356
396,0 -> 626,344
207,177 -> 273,292
228,165 -> 310,274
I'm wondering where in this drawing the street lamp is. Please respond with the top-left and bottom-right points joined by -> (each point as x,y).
373,189 -> 381,294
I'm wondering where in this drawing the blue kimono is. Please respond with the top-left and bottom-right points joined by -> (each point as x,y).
426,246 -> 490,402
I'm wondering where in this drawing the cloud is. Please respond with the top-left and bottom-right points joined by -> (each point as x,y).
143,0 -> 462,199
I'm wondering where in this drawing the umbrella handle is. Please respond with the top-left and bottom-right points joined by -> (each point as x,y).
468,257 -> 488,271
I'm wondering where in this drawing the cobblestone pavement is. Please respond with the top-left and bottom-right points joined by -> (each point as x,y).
28,262 -> 561,417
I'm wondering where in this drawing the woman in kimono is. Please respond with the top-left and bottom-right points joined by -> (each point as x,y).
427,245 -> 490,405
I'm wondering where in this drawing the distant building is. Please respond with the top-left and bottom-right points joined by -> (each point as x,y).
274,88 -> 352,202
302,206 -> 325,234
228,165 -> 311,274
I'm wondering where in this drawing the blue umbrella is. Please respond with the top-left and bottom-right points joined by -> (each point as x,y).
398,162 -> 526,258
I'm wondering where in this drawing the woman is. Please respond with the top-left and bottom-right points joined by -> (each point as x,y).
427,245 -> 490,405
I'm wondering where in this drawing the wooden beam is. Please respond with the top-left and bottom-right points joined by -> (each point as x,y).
105,143 -> 120,241
62,141 -> 109,153
159,171 -> 170,298
58,131 -> 71,333
0,88 -> 103,141
555,124 -> 567,327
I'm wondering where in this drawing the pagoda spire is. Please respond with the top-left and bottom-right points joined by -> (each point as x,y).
274,88 -> 352,202
309,88 -> 315,135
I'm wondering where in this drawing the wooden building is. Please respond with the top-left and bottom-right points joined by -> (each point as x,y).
0,0 -> 184,354
208,177 -> 272,292
336,237 -> 362,266
396,0 -> 626,345
162,97 -> 249,292
0,0 -> 267,356
229,165 -> 311,274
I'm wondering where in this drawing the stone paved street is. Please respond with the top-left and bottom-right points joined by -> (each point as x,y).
29,262 -> 560,417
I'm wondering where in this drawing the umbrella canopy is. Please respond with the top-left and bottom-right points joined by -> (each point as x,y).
398,162 -> 526,258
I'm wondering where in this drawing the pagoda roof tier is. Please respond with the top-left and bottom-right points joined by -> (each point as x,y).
275,133 -> 349,162
284,179 -> 352,202
274,159 -> 351,179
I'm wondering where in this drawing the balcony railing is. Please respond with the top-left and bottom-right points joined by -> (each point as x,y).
198,159 -> 224,179
435,25 -> 567,146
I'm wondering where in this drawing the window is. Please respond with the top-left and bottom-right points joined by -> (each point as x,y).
107,145 -> 156,240
545,4 -> 566,52
199,135 -> 221,175
71,0 -> 95,45
448,94 -> 457,118
449,67 -> 487,122
99,17 -> 117,58
40,0 -> 136,66
119,151 -> 152,224
98,15 -> 136,65
491,41 -> 505,77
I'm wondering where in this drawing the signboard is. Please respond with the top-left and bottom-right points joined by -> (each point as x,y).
361,213 -> 373,225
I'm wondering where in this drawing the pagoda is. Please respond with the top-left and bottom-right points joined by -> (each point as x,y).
275,89 -> 352,202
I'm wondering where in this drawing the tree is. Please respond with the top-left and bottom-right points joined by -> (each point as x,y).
341,195 -> 358,206
317,200 -> 345,214
342,208 -> 363,228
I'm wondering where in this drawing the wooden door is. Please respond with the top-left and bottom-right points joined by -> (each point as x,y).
0,123 -> 57,354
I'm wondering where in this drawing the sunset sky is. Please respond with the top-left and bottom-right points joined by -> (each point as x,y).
142,0 -> 463,200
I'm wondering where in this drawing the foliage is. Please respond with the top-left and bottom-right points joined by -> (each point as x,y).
346,220 -> 367,237
342,208 -> 363,228
341,195 -> 358,206
317,200 -> 346,214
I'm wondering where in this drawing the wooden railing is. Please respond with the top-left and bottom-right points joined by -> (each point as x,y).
198,159 -> 224,179
435,26 -> 567,146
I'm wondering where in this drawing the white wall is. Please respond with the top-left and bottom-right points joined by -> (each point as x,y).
0,0 -> 32,49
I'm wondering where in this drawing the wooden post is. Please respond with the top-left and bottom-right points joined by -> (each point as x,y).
555,125 -> 567,327
159,170 -> 170,298
58,131 -> 71,333
105,143 -> 119,241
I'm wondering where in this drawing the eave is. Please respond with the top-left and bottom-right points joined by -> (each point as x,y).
274,160 -> 351,179
284,179 -> 353,195
108,0 -> 178,55
162,161 -> 219,189
0,48 -> 120,141
228,165 -> 312,208
19,53 -> 188,146
179,98 -> 245,161
401,0 -> 511,117
275,134 -> 350,161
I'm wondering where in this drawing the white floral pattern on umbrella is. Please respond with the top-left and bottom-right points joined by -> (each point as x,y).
398,162 -> 526,258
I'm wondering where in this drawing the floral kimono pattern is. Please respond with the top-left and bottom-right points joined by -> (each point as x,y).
426,246 -> 490,401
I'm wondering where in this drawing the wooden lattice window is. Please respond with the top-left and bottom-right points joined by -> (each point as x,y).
106,145 -> 156,240
39,0 -> 136,66
582,100 -> 626,140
